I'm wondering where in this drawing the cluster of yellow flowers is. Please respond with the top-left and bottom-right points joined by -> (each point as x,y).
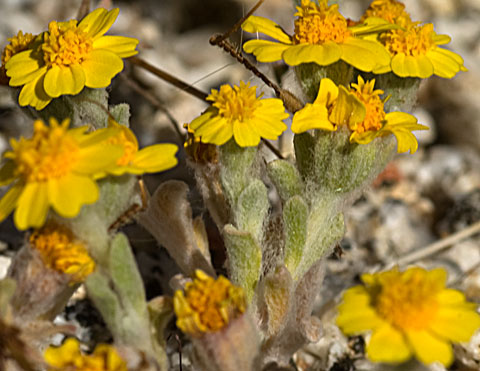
242,0 -> 465,78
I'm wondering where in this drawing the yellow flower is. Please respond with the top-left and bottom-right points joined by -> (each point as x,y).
1,30 -> 37,67
241,0 -> 391,72
0,118 -> 123,230
5,8 -> 138,110
189,81 -> 288,147
362,0 -> 466,78
173,270 -> 247,337
336,266 -> 480,367
102,119 -> 178,176
291,77 -> 428,153
45,338 -> 127,371
361,0 -> 412,27
30,222 -> 95,282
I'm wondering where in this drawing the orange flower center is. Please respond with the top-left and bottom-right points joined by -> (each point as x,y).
373,270 -> 441,330
294,0 -> 351,45
208,82 -> 261,124
381,23 -> 435,57
30,223 -> 95,282
350,78 -> 385,133
175,270 -> 246,335
6,120 -> 79,182
361,0 -> 412,27
42,20 -> 93,68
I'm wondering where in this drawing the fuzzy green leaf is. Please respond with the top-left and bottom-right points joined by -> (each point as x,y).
223,224 -> 262,302
283,196 -> 308,279
235,179 -> 269,243
267,160 -> 303,202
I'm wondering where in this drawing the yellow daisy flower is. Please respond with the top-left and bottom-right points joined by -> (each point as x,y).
30,222 -> 95,283
5,8 -> 139,110
0,118 -> 123,230
45,337 -> 127,371
102,119 -> 178,176
362,0 -> 466,78
337,266 -> 480,367
1,30 -> 37,80
241,0 -> 391,72
189,81 -> 288,147
291,77 -> 428,153
173,270 -> 246,337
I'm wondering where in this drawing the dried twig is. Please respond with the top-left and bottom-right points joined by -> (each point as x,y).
386,220 -> 480,268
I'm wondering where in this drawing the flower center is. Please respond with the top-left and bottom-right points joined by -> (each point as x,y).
42,20 -> 93,68
7,119 -> 80,182
372,270 -> 440,330
381,23 -> 435,57
1,30 -> 35,66
361,0 -> 412,27
208,82 -> 261,123
350,78 -> 385,134
293,0 -> 351,45
30,223 -> 95,282
175,270 -> 246,335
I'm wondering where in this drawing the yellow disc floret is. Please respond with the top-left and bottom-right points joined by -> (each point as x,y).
372,268 -> 440,330
381,23 -> 435,57
208,82 -> 261,124
349,76 -> 386,134
294,0 -> 351,45
45,338 -> 127,371
361,0 -> 412,27
5,119 -> 79,182
30,223 -> 95,283
174,270 -> 246,337
42,20 -> 93,68
1,30 -> 36,67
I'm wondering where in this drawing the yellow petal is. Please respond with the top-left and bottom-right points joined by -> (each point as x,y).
81,49 -> 123,88
436,289 -> 467,305
282,43 -> 342,66
14,182 -> 49,230
74,144 -> 124,175
18,72 -> 52,110
243,40 -> 291,63
80,8 -> 119,39
314,78 -> 338,106
44,65 -> 86,97
330,85 -> 366,127
431,306 -> 480,342
392,54 -> 434,78
405,330 -> 454,367
291,103 -> 334,133
191,112 -> 233,146
130,144 -> 179,173
45,338 -> 81,367
48,175 -> 98,218
233,121 -> 261,147
0,182 -> 23,223
367,323 -> 412,363
427,48 -> 464,78
5,50 -> 44,86
341,38 -> 390,72
92,35 -> 139,58
241,15 -> 292,44
349,130 -> 378,145
337,286 -> 384,334
433,33 -> 451,45
381,112 -> 428,153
